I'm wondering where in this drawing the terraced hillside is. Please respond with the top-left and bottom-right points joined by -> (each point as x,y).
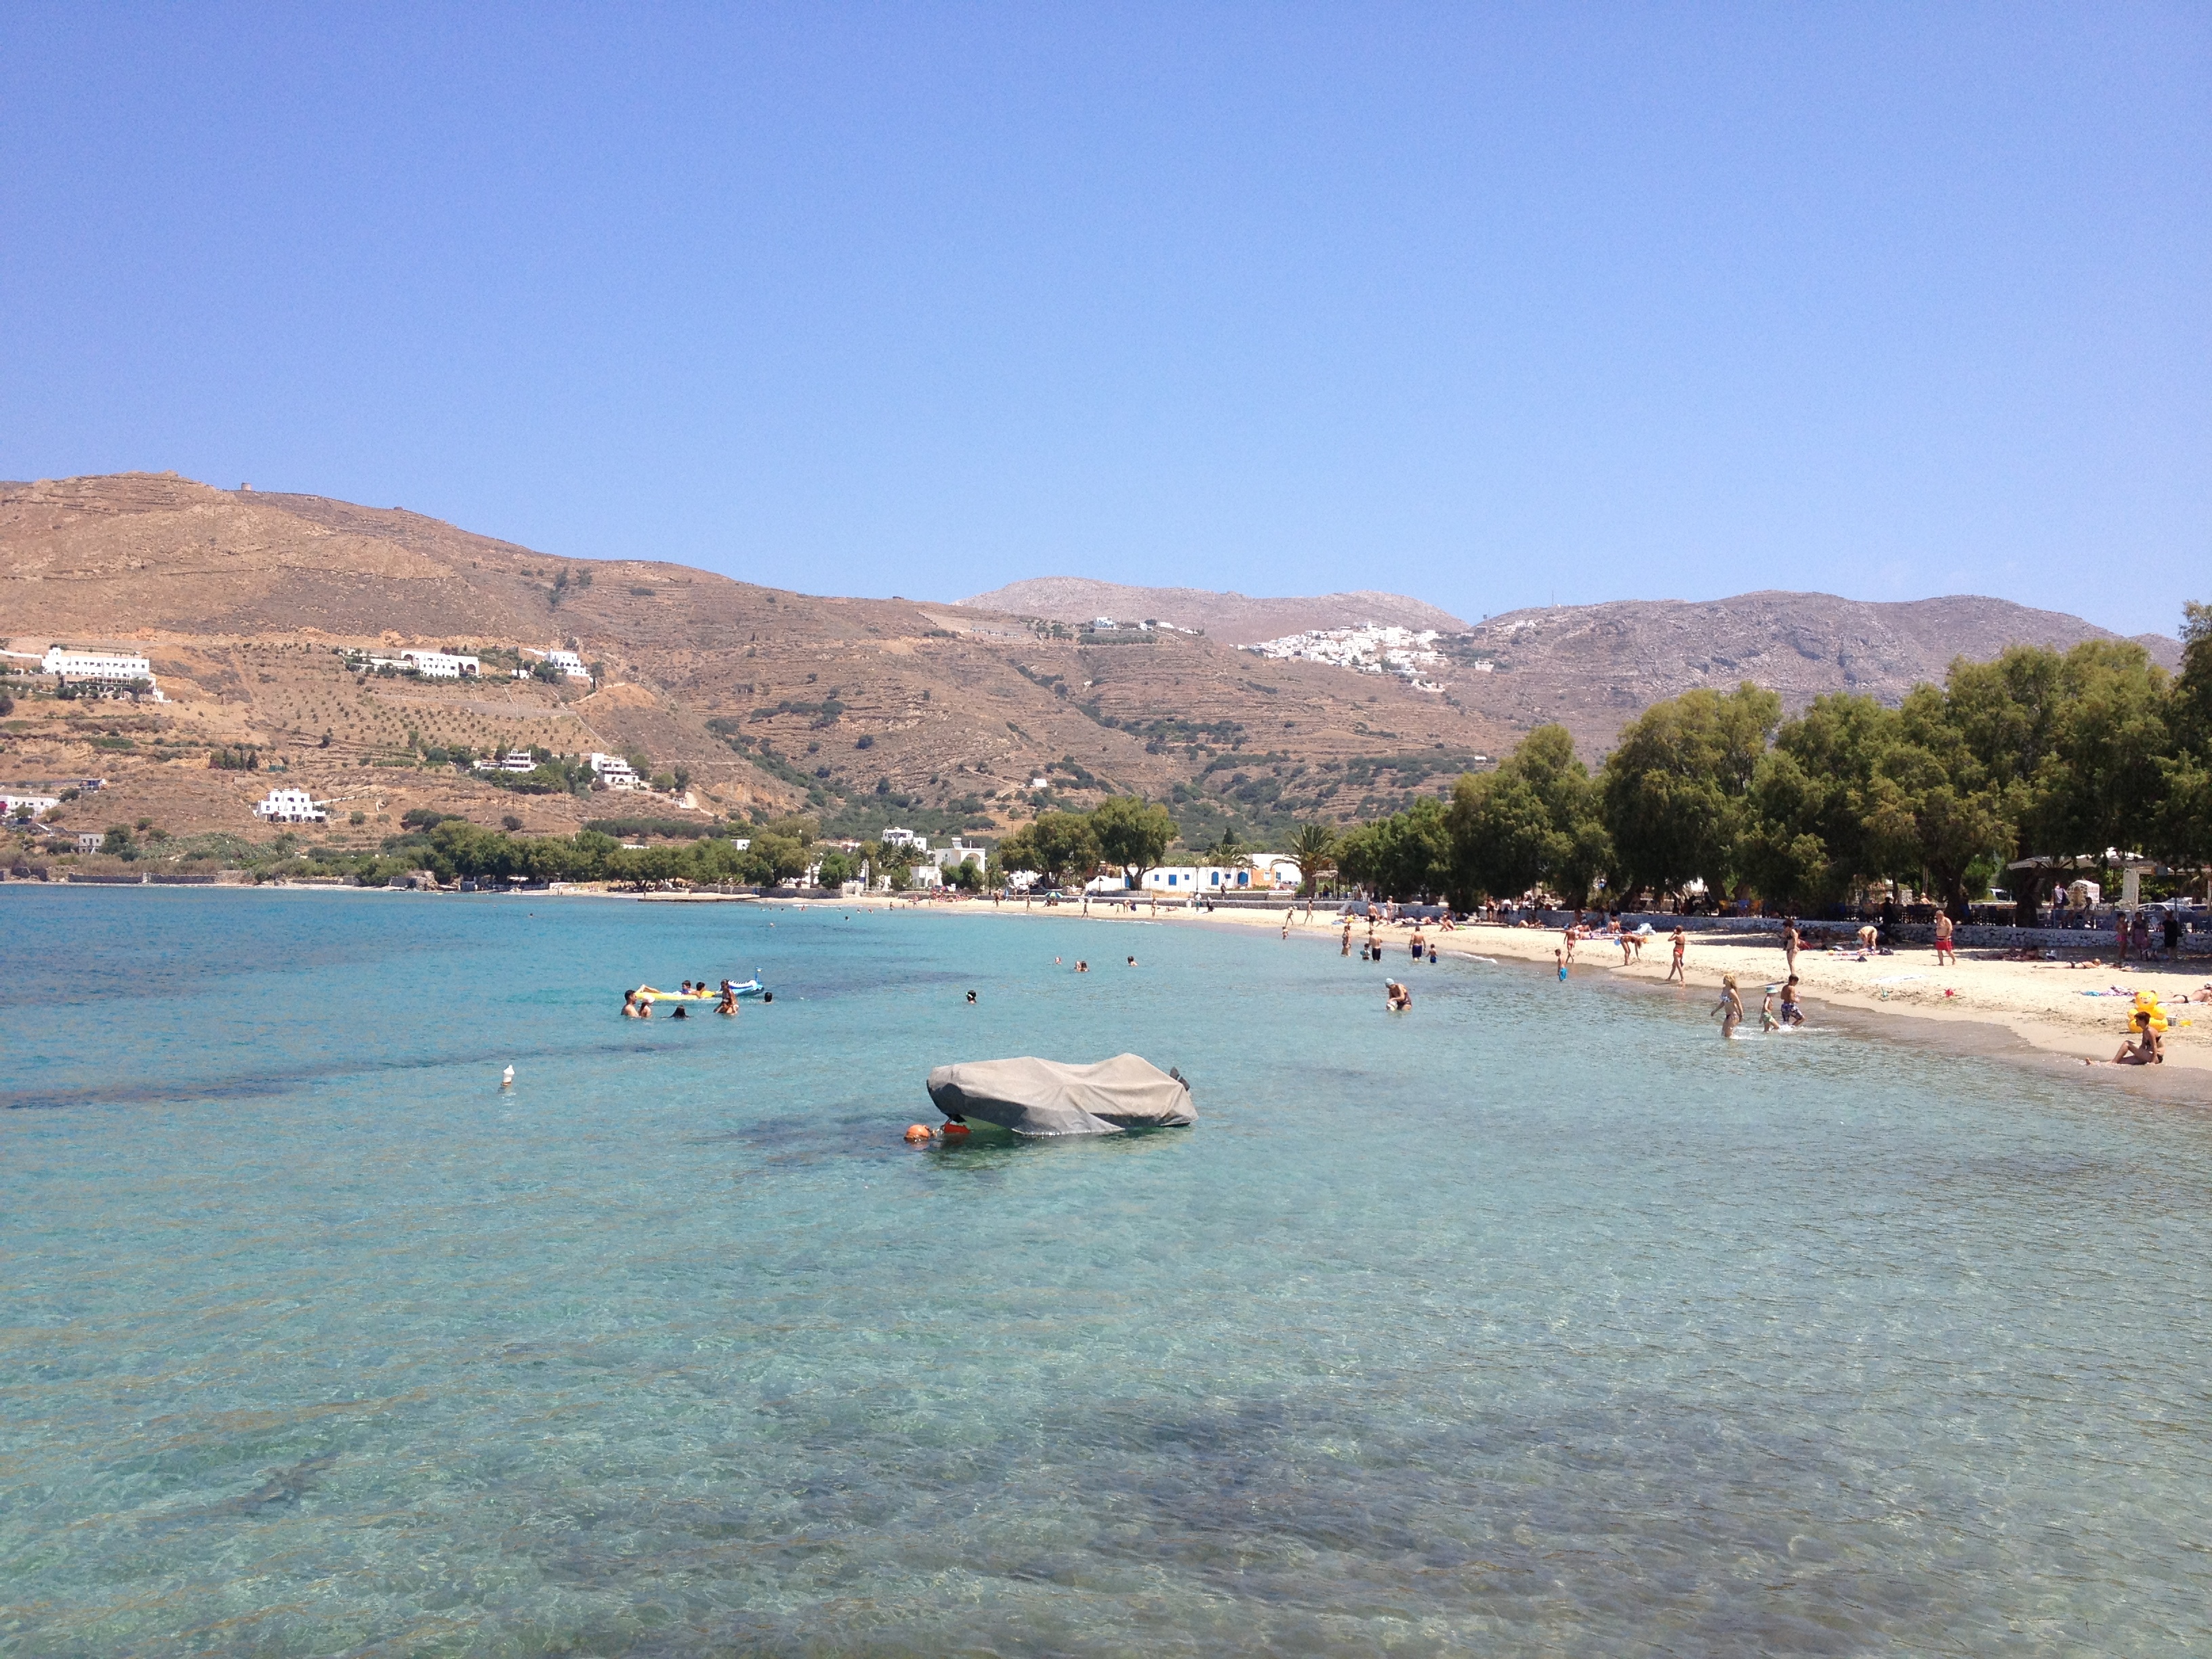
0,474 -> 1512,850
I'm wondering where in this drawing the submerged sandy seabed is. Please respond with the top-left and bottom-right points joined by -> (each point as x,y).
794,890 -> 2212,1098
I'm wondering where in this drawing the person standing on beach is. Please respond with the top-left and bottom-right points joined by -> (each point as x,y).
1784,920 -> 1800,977
1666,928 -> 1687,985
1934,911 -> 1956,967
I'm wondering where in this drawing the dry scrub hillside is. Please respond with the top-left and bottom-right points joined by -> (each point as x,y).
1,474 -> 1513,847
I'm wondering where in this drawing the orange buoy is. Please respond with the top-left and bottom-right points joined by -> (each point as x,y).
941,1122 -> 970,1136
903,1124 -> 935,1143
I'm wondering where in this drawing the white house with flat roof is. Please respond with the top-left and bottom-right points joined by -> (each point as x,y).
544,649 -> 591,680
1,793 -> 60,819
253,787 -> 327,823
589,752 -> 641,790
43,646 -> 152,682
882,826 -> 928,851
400,650 -> 479,678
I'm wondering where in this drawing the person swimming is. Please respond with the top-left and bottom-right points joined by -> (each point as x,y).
1385,979 -> 1412,1012
622,989 -> 642,1018
671,1004 -> 689,1019
965,989 -> 977,1004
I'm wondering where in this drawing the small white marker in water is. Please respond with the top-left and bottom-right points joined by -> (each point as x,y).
501,1065 -> 514,1089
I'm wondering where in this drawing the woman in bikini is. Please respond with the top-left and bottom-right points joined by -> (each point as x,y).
1714,973 -> 1744,1038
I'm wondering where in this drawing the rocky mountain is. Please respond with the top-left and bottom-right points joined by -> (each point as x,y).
1443,592 -> 2184,754
954,577 -> 1467,644
0,474 -> 1509,851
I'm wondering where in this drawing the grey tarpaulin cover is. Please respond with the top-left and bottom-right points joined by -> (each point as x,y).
926,1054 -> 1195,1136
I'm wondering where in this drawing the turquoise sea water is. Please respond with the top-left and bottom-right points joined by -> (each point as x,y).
3,889 -> 2209,1657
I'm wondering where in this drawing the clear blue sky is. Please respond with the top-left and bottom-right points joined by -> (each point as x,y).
3,5 -> 2205,637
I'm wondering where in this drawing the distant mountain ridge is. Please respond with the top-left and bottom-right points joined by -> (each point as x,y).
1446,590 -> 2182,752
954,577 -> 1467,644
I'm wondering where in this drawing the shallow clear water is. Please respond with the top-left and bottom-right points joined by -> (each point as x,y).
3,889 -> 2209,1657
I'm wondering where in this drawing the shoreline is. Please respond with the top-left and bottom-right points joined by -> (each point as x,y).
856,893 -> 2212,1097
13,880 -> 2207,1097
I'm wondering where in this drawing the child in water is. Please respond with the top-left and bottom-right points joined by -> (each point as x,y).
1779,977 -> 1804,1025
1555,947 -> 1568,982
1759,986 -> 1781,1031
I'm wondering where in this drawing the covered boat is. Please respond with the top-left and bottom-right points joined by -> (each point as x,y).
926,1054 -> 1195,1137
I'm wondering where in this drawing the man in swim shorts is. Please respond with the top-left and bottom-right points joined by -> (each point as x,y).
1779,976 -> 1804,1025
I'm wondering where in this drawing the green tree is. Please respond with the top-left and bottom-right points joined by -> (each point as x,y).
1446,770 -> 1553,907
1343,797 -> 1450,901
1600,684 -> 1779,902
1447,724 -> 1612,907
742,832 -> 809,885
2152,602 -> 2212,882
1737,693 -> 1903,911
1088,795 -> 1177,886
1000,812 -> 1100,888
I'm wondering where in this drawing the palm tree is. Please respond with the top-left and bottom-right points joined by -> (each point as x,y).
1289,821 -> 1338,897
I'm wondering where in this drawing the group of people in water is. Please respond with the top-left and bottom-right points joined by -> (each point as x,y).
1711,972 -> 1807,1037
621,979 -> 760,1019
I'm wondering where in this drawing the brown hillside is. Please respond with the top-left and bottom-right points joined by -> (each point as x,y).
954,577 -> 1468,644
1,474 -> 1511,849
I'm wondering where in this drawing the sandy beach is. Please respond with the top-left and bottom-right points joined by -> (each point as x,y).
821,890 -> 2212,1097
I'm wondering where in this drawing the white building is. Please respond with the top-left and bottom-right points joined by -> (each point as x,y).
1139,865 -> 1260,894
589,752 -> 642,790
0,794 -> 60,819
43,646 -> 152,682
400,650 -> 480,679
76,832 -> 103,853
882,826 -> 928,851
253,787 -> 328,823
544,649 -> 591,680
1090,616 -> 1118,630
499,751 -> 537,773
